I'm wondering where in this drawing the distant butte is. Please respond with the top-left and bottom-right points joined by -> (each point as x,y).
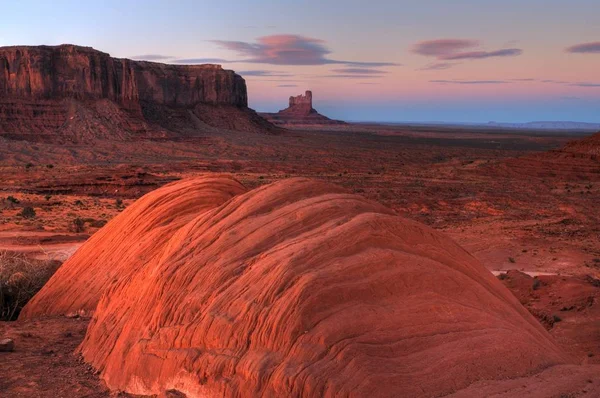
260,90 -> 346,126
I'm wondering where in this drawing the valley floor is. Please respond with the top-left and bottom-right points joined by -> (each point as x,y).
1,123 -> 599,396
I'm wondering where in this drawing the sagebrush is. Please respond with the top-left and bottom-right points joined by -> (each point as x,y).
0,251 -> 61,320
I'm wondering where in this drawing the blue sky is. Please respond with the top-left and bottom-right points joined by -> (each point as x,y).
2,0 -> 600,123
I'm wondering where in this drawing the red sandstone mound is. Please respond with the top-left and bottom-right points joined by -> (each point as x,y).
0,44 -> 279,142
21,175 -> 246,317
21,177 -> 599,396
563,131 -> 600,157
260,90 -> 345,126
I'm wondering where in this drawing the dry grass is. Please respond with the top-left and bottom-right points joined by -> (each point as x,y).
0,251 -> 61,321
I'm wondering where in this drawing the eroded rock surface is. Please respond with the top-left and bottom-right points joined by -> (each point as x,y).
0,45 -> 278,141
21,176 -> 599,397
260,90 -> 345,125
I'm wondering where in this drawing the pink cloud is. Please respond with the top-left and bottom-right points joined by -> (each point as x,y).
442,48 -> 522,60
566,42 -> 600,54
412,39 -> 478,57
412,39 -> 522,61
211,35 -> 398,66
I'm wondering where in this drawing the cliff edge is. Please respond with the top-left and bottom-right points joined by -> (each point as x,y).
0,44 -> 278,141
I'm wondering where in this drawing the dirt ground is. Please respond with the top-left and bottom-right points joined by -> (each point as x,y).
1,123 -> 599,396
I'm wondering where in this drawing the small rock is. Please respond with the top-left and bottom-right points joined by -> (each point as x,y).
0,338 -> 15,352
164,390 -> 187,398
41,347 -> 55,356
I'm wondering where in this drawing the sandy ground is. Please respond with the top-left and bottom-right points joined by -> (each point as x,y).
0,124 -> 598,396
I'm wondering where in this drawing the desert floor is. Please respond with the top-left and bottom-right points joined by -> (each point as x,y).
1,123 -> 599,396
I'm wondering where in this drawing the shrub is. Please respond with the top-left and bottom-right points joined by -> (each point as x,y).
6,196 -> 19,204
0,251 -> 61,320
46,164 -> 54,169
115,198 -> 123,208
553,314 -> 562,323
88,219 -> 108,228
71,217 -> 86,233
532,278 -> 541,290
19,207 -> 36,219
25,163 -> 34,170
508,257 -> 516,264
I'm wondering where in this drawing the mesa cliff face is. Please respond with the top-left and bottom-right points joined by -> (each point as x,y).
0,45 -> 276,141
0,45 -> 247,109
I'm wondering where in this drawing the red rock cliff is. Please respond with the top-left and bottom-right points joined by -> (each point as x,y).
0,44 -> 247,111
0,45 -> 281,141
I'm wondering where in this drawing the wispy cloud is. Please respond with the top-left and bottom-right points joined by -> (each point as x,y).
413,39 -> 478,57
130,54 -> 173,61
566,41 -> 600,54
541,79 -> 569,84
419,62 -> 456,71
413,39 -> 523,61
430,79 -> 510,85
237,70 -> 293,77
322,75 -> 380,79
277,84 -> 298,87
211,34 -> 398,66
510,78 -> 536,82
570,82 -> 600,87
442,48 -> 522,60
329,68 -> 389,74
172,58 -> 231,64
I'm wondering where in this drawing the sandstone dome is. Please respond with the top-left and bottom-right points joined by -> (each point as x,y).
21,177 -> 584,396
21,175 -> 246,318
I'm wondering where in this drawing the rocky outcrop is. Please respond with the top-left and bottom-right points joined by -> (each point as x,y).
0,45 -> 247,110
285,90 -> 314,115
22,176 -> 592,397
0,45 -> 278,141
563,131 -> 600,157
260,90 -> 345,126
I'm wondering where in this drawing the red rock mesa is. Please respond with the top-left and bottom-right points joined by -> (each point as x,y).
0,45 -> 278,142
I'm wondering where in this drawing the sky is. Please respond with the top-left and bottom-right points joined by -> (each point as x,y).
1,0 -> 600,123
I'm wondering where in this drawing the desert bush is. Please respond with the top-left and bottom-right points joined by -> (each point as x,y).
6,196 -> 19,204
508,257 -> 516,264
19,206 -> 36,219
0,251 -> 61,320
88,219 -> 108,228
71,217 -> 86,233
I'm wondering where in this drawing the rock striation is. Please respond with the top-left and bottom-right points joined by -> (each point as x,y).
260,90 -> 345,126
0,44 -> 277,141
21,176 -> 598,397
